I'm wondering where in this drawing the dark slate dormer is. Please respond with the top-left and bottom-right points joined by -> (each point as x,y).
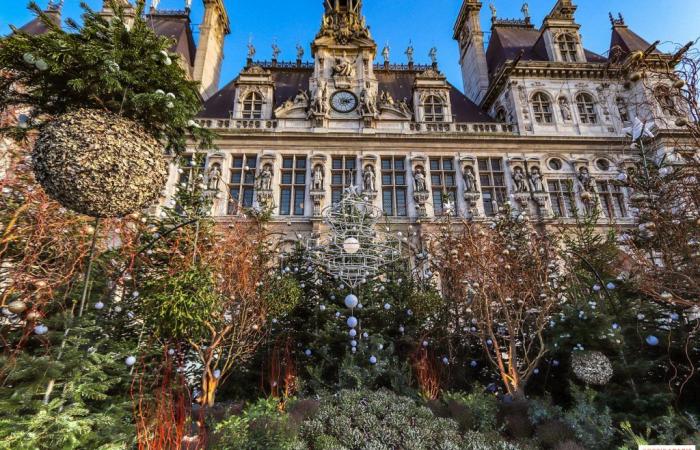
18,1 -> 62,35
145,9 -> 198,70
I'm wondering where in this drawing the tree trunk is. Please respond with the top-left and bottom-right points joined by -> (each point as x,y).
200,370 -> 219,408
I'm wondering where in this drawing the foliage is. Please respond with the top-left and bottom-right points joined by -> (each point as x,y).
298,389 -> 465,450
561,388 -> 615,450
212,398 -> 302,450
0,1 -> 212,153
140,265 -> 219,341
442,389 -> 499,433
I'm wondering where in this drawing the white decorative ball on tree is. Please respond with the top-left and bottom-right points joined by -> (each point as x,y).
344,294 -> 359,309
571,351 -> 614,385
342,237 -> 361,254
32,109 -> 167,218
125,356 -> 137,367
347,316 -> 358,328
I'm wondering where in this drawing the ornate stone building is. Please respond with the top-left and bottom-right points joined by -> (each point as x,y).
15,1 -> 687,240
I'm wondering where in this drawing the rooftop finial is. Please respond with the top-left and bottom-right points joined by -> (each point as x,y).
609,12 -> 625,26
521,2 -> 530,20
185,0 -> 192,10
405,40 -> 414,64
271,40 -> 281,61
150,0 -> 160,10
428,46 -> 438,66
489,3 -> 497,20
382,42 -> 390,64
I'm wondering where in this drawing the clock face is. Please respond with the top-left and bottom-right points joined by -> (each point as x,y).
331,90 -> 358,113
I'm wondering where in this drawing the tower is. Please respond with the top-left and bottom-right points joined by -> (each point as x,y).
193,0 -> 230,100
454,0 -> 490,105
98,0 -> 136,28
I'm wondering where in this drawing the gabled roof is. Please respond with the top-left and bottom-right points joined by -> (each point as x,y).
609,25 -> 660,60
200,65 -> 493,123
145,11 -> 197,68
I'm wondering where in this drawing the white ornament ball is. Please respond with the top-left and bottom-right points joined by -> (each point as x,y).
304,349 -> 312,356
34,324 -> 48,335
344,294 -> 359,309
125,356 -> 137,367
347,316 -> 358,328
94,301 -> 105,310
369,356 -> 377,365
384,303 -> 391,310
351,340 -> 358,347
319,304 -> 326,312
349,329 -> 357,337
343,237 -> 361,254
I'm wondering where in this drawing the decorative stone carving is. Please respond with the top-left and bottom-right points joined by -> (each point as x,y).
256,164 -> 273,191
529,166 -> 544,192
360,88 -> 378,117
206,163 -> 221,191
577,166 -> 595,193
363,164 -> 376,192
463,165 -> 478,193
413,165 -> 429,218
512,166 -> 528,193
312,164 -> 324,190
309,80 -> 329,118
332,52 -> 356,77
559,97 -> 572,121
405,41 -> 414,63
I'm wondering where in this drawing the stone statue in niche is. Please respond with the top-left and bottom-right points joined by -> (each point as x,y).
512,166 -> 528,193
380,91 -> 395,106
310,80 -> 328,116
294,89 -> 309,106
529,166 -> 544,192
463,165 -> 478,192
577,166 -> 595,192
559,97 -> 572,121
207,163 -> 221,190
414,167 -> 427,193
257,164 -> 273,191
312,164 -> 324,190
332,52 -> 355,77
363,165 -> 376,192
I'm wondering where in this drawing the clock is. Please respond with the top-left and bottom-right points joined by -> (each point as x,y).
331,90 -> 358,113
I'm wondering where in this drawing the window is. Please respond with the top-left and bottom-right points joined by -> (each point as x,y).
597,180 -> 626,218
279,156 -> 307,216
242,92 -> 263,119
616,97 -> 629,123
548,179 -> 575,217
532,92 -> 553,124
478,157 -> 507,216
423,95 -> 445,122
558,33 -> 578,62
576,93 -> 598,124
331,156 -> 357,205
495,107 -> 507,123
178,154 -> 205,187
655,86 -> 676,114
228,154 -> 257,215
429,157 -> 457,216
381,156 -> 408,217
595,159 -> 611,172
548,158 -> 563,171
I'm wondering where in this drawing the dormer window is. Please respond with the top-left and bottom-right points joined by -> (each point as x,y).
242,92 -> 263,119
532,92 -> 554,124
423,95 -> 445,122
558,33 -> 578,62
575,93 -> 598,124
495,107 -> 507,123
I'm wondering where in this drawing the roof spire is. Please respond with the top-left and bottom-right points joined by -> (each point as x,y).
609,12 -> 625,27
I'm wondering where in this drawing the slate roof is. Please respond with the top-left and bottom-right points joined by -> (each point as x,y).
145,11 -> 197,68
485,24 -> 611,76
200,65 -> 493,123
17,9 -> 61,35
609,25 -> 660,59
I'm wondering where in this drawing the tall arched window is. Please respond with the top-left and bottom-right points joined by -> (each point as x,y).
558,33 -> 578,62
532,92 -> 553,124
615,97 -> 629,123
242,92 -> 263,119
423,95 -> 445,122
576,93 -> 598,124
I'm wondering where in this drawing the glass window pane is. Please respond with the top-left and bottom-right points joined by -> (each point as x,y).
381,159 -> 392,170
382,174 -> 392,185
295,173 -> 306,184
280,189 -> 291,215
281,173 -> 293,184
395,174 -> 405,185
296,158 -> 306,169
430,159 -> 440,170
443,159 -> 453,170
294,190 -> 305,215
395,159 -> 405,170
396,189 -> 407,216
383,190 -> 394,216
333,159 -> 343,170
282,158 -> 294,169
231,173 -> 242,184
233,157 -> 243,168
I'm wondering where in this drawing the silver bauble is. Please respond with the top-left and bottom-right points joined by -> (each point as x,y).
571,351 -> 614,385
33,109 -> 167,218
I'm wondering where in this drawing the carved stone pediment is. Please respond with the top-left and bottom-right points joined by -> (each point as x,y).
242,65 -> 270,76
416,68 -> 446,80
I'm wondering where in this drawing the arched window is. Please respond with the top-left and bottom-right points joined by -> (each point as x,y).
423,95 -> 445,122
242,92 -> 263,119
615,96 -> 629,123
576,93 -> 598,124
495,107 -> 507,123
558,33 -> 578,62
532,92 -> 553,124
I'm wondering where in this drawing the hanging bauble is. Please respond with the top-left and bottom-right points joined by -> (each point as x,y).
304,349 -> 312,356
213,369 -> 222,379
383,303 -> 391,310
26,310 -> 41,321
349,329 -> 357,337
347,316 -> 358,328
645,335 -> 660,346
351,347 -> 357,353
442,357 -> 449,365
319,304 -> 326,312
32,109 -> 167,218
94,301 -> 105,310
125,356 -> 137,367
34,324 -> 49,335
369,356 -> 377,365
351,340 -> 358,347
571,351 -> 614,386
344,294 -> 359,309
8,300 -> 27,314
470,360 -> 478,368
343,237 -> 361,254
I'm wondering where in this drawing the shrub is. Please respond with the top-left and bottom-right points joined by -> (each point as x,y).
498,400 -> 534,439
535,420 -> 575,449
298,389 -> 464,449
443,389 -> 499,432
212,398 -> 301,450
553,441 -> 586,450
461,431 -> 524,450
563,388 -> 614,450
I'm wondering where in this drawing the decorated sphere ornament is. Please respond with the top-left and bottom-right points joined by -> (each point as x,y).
369,356 -> 377,365
347,316 -> 359,328
8,300 -> 28,314
571,351 -> 614,386
125,356 -> 137,367
349,329 -> 357,337
34,324 -> 49,335
32,109 -> 167,218
646,335 -> 660,346
343,237 -> 361,254
344,294 -> 359,309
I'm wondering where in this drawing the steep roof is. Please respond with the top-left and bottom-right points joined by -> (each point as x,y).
609,25 -> 660,59
17,8 -> 61,35
200,65 -> 492,123
145,11 -> 197,67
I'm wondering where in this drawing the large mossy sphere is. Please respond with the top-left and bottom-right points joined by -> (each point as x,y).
33,109 -> 167,218
571,351 -> 614,386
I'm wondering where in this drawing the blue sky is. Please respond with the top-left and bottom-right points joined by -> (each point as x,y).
2,1 -> 699,92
